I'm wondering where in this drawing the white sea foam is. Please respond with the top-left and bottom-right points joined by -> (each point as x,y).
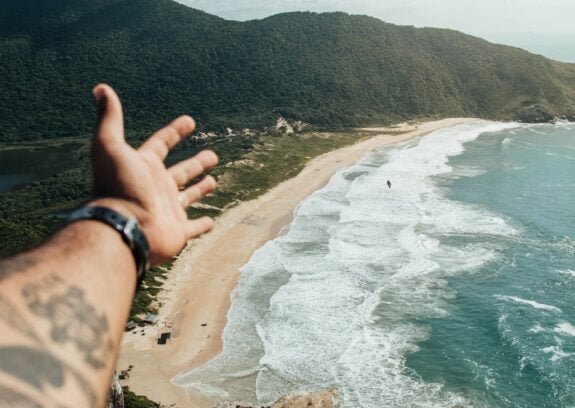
554,322 -> 575,337
174,121 -> 520,407
525,126 -> 545,135
496,295 -> 562,313
546,152 -> 575,161
552,120 -> 575,128
559,269 -> 575,277
529,324 -> 547,334
541,346 -> 573,363
464,359 -> 497,389
446,165 -> 487,179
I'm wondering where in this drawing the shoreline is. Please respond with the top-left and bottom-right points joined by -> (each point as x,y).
117,118 -> 477,407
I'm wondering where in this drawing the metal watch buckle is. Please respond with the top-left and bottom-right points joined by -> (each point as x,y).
122,218 -> 138,250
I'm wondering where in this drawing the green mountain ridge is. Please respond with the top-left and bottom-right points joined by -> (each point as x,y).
1,0 -> 575,142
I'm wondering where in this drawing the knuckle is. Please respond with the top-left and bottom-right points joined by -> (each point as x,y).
176,168 -> 188,185
186,185 -> 201,201
186,158 -> 204,177
164,126 -> 180,145
199,183 -> 211,195
145,137 -> 168,156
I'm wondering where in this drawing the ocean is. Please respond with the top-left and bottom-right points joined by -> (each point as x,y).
174,121 -> 575,407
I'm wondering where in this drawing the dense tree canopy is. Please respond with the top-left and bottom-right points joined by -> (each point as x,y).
1,0 -> 574,142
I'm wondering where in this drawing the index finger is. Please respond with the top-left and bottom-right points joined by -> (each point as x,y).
139,115 -> 196,160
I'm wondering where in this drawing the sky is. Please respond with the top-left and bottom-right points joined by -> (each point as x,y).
175,0 -> 575,63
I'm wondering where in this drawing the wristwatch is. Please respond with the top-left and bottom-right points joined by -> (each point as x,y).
66,206 -> 150,282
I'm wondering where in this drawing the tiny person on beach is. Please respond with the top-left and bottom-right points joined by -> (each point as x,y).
0,84 -> 219,407
387,180 -> 392,189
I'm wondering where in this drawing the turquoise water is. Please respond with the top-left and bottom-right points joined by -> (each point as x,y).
175,121 -> 575,407
406,124 -> 575,407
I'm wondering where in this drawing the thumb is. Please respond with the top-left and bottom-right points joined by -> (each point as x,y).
93,84 -> 126,148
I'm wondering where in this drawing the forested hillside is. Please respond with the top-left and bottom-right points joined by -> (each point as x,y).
1,0 -> 575,142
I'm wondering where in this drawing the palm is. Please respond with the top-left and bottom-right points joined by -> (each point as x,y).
91,84 -> 218,265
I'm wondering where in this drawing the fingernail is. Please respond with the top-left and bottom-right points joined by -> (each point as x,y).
92,85 -> 106,103
96,95 -> 107,118
94,85 -> 111,106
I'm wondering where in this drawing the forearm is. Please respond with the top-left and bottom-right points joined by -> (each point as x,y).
0,218 -> 137,407
0,84 -> 218,406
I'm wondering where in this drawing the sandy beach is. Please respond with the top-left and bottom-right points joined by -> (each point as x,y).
117,118 -> 477,407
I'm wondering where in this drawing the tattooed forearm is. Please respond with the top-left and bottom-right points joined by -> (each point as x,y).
0,346 -> 65,390
0,384 -> 43,408
0,221 -> 134,407
0,295 -> 42,343
0,292 -> 98,407
0,214 -> 140,407
0,345 -> 98,407
63,363 -> 99,407
22,276 -> 114,370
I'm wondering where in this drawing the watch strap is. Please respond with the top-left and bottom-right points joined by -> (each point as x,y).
66,206 -> 150,282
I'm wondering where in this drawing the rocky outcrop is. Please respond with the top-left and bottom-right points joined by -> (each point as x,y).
107,375 -> 125,408
555,113 -> 575,123
514,104 -> 555,123
213,389 -> 340,408
272,389 -> 340,408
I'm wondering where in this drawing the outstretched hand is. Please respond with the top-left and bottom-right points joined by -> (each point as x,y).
90,84 -> 218,265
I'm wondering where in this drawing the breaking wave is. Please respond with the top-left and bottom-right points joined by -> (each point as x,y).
173,121 -> 521,407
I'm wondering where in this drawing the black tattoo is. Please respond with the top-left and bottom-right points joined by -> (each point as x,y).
0,292 -> 98,407
0,346 -> 96,407
0,384 -> 42,408
0,255 -> 37,283
0,295 -> 42,343
22,277 -> 113,370
0,346 -> 65,391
